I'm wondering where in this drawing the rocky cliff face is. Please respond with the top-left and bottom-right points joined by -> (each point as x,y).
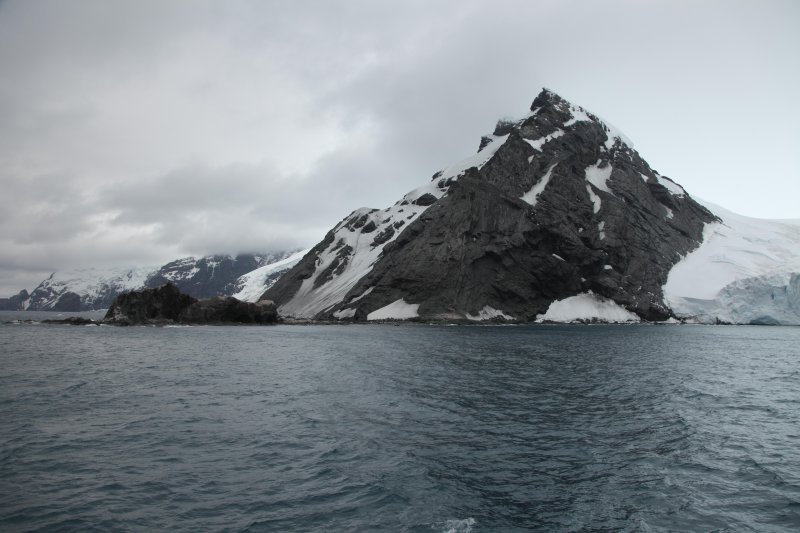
263,89 -> 718,322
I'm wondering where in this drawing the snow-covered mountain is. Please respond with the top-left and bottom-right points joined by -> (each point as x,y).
25,265 -> 156,311
263,89 -> 800,324
18,251 -> 306,311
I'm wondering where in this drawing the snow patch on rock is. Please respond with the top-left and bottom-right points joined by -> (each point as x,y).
465,306 -> 515,321
333,308 -> 357,319
536,292 -> 640,323
563,105 -> 593,127
525,129 -> 564,151
521,163 -> 557,207
367,299 -> 420,321
586,185 -> 601,214
585,160 -> 613,194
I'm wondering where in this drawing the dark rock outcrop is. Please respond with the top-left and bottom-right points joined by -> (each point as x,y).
180,297 -> 278,324
103,283 -> 279,325
263,89 -> 717,322
104,283 -> 197,325
41,317 -> 98,326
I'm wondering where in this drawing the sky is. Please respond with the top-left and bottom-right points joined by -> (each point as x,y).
1,0 -> 798,295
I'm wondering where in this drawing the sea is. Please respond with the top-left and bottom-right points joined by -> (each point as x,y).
1,311 -> 799,532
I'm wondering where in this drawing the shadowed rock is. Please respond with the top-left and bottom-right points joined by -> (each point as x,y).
104,283 -> 197,325
103,283 -> 278,325
180,297 -> 278,324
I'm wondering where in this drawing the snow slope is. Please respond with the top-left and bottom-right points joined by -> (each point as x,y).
664,201 -> 800,324
27,266 -> 156,310
232,249 -> 309,302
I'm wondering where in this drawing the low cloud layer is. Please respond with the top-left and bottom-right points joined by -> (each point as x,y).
1,0 -> 798,294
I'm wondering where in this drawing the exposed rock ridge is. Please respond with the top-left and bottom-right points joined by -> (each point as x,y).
263,89 -> 718,321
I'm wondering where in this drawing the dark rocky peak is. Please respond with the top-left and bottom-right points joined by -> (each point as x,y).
530,87 -> 568,110
264,90 -> 719,322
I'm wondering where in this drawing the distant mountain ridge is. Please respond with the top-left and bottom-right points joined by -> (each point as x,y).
1,250 -> 308,311
262,89 -> 800,324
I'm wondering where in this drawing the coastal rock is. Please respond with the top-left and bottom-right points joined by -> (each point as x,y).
41,317 -> 98,326
180,297 -> 278,324
103,283 -> 279,325
104,283 -> 197,325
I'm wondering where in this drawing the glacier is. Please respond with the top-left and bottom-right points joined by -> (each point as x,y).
664,201 -> 800,325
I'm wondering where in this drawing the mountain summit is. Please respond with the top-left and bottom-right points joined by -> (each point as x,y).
263,89 -> 798,323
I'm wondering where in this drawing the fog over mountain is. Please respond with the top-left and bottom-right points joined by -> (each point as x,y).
1,0 -> 798,295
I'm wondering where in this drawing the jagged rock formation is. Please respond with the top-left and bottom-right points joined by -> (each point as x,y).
103,283 -> 279,325
263,89 -> 720,322
17,251 -> 304,311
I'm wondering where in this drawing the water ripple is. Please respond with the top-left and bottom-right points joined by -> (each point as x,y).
1,321 -> 799,531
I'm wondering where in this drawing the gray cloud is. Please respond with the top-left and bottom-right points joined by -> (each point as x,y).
1,0 -> 798,294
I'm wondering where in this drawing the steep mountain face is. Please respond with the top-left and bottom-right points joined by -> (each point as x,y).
23,251 -> 303,311
263,89 -> 719,321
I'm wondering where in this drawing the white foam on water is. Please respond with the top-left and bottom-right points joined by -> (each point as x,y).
439,517 -> 476,533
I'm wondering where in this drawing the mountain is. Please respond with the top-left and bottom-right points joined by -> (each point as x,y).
0,289 -> 30,311
19,251 -> 306,311
262,89 -> 800,324
25,266 -> 154,311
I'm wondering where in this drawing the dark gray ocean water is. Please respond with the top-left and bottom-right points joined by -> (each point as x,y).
1,314 -> 799,532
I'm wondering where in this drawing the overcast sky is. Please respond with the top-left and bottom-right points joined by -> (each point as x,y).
1,0 -> 798,294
